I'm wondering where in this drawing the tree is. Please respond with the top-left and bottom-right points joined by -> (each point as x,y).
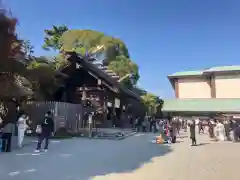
60,30 -> 129,62
43,27 -> 140,86
141,93 -> 162,116
21,39 -> 34,58
0,9 -> 28,86
27,57 -> 57,100
42,25 -> 69,51
0,8 -> 33,124
98,36 -> 130,64
107,55 -> 139,86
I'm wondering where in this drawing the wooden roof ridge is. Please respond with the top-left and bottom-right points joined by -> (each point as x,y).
71,53 -> 118,86
65,52 -> 141,101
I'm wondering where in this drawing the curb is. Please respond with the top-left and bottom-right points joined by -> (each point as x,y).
73,131 -> 137,140
115,131 -> 137,140
94,131 -> 137,140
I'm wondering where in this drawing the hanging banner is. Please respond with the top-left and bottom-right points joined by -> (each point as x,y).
114,98 -> 120,108
107,102 -> 112,107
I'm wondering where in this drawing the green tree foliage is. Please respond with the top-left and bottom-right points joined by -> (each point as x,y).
16,39 -> 35,64
99,36 -> 129,63
60,29 -> 129,62
52,54 -> 68,69
141,93 -> 162,116
42,25 -> 69,51
107,55 -> 139,86
60,29 -> 139,85
27,56 -> 58,100
21,40 -> 34,57
43,26 -> 139,86
61,30 -> 104,51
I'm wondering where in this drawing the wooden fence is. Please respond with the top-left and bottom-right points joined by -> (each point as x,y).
24,101 -> 96,133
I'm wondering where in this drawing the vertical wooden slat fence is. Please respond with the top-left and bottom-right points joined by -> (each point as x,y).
24,101 -> 93,134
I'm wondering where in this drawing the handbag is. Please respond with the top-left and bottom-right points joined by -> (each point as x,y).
35,125 -> 42,134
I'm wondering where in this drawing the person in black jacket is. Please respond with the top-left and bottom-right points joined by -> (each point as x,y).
35,111 -> 54,152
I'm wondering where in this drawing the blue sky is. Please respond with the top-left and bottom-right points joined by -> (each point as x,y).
5,0 -> 240,98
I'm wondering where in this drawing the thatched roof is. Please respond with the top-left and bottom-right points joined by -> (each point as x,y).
61,52 -> 141,101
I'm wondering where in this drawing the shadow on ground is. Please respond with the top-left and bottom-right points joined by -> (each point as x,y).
61,133 -> 173,180
0,133 -> 172,180
197,142 -> 210,146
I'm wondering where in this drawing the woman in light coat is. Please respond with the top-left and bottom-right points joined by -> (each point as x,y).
215,120 -> 226,141
17,114 -> 28,148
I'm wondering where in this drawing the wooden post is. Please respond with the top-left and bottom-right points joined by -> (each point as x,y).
112,97 -> 116,128
82,87 -> 87,106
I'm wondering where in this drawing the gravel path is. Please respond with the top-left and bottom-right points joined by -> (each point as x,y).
1,132 -> 240,180
93,132 -> 240,180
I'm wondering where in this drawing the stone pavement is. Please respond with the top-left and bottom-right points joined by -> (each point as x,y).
0,132 -> 240,180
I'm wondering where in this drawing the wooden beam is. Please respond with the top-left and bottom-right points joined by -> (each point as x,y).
88,71 -> 119,93
210,75 -> 216,98
174,79 -> 179,98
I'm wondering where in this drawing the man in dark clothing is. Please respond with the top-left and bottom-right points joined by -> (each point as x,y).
35,111 -> 54,152
150,118 -> 156,133
198,121 -> 204,134
0,104 -> 20,152
190,120 -> 197,146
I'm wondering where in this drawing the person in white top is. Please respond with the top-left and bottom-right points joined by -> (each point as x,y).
195,118 -> 199,125
17,114 -> 28,148
216,120 -> 226,141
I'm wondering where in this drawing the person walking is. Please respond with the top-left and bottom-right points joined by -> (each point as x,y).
134,117 -> 140,131
189,120 -> 197,146
142,117 -> 148,132
231,120 -> 238,142
35,111 -> 54,153
170,119 -> 178,143
129,115 -> 133,129
198,120 -> 204,134
208,119 -> 215,138
215,120 -> 226,141
152,118 -> 157,133
17,114 -> 28,148
149,117 -> 154,132
224,120 -> 231,141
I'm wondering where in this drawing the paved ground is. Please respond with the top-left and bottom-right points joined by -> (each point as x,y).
0,132 -> 240,180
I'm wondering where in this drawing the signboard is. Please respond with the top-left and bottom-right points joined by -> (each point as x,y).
88,115 -> 92,124
107,102 -> 112,107
58,116 -> 65,127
